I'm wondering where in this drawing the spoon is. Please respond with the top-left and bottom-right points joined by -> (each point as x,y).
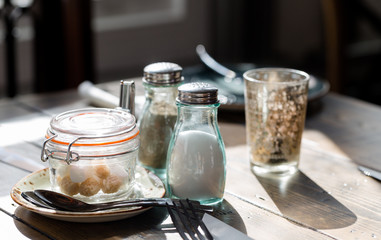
21,191 -> 56,210
196,44 -> 238,80
27,190 -> 213,212
196,44 -> 245,96
196,44 -> 245,84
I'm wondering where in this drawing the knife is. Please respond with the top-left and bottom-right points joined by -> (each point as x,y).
358,165 -> 381,182
202,213 -> 253,240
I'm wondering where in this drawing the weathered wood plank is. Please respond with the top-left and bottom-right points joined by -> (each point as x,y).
0,210 -> 51,240
222,194 -> 334,240
306,93 -> 381,171
0,162 -> 31,196
0,110 -> 51,171
1,80 -> 380,240
16,90 -> 89,116
225,143 -> 381,240
0,100 -> 36,122
0,196 -> 54,240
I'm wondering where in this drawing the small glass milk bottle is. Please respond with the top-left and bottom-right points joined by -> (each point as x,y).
167,82 -> 226,205
138,62 -> 183,179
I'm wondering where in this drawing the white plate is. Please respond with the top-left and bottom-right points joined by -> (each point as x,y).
10,166 -> 166,223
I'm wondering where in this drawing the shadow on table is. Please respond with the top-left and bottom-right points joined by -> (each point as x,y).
211,199 -> 248,234
12,199 -> 247,239
255,170 -> 357,229
12,206 -> 170,239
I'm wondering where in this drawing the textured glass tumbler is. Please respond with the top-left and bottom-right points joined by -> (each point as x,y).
244,68 -> 309,175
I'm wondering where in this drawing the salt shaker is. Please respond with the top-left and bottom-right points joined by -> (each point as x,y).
167,82 -> 226,205
138,62 -> 184,179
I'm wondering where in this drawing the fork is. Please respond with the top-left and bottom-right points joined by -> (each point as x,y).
166,199 -> 214,240
22,190 -> 214,213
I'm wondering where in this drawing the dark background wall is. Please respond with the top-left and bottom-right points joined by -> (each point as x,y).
1,0 -> 380,105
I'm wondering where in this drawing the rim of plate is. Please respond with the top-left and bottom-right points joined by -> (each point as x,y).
10,167 -> 166,218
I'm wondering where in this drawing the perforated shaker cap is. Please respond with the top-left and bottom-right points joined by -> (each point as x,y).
143,62 -> 183,86
177,82 -> 219,105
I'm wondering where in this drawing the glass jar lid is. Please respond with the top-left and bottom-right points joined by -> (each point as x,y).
42,108 -> 139,164
143,62 -> 183,86
177,82 -> 219,105
50,108 -> 136,137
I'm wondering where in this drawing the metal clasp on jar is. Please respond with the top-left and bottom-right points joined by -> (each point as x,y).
41,135 -> 81,165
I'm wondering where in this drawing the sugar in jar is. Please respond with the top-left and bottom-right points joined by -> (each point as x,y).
41,108 -> 139,203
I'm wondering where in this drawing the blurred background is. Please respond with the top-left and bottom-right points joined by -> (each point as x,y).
0,0 -> 380,105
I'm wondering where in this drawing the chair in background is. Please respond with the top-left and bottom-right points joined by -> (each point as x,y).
1,0 -> 32,97
321,0 -> 381,97
32,0 -> 94,93
1,0 -> 94,97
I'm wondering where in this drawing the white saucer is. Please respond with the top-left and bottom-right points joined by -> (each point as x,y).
10,166 -> 166,223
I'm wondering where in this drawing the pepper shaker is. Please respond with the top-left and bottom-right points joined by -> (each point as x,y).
167,82 -> 226,205
138,62 -> 184,179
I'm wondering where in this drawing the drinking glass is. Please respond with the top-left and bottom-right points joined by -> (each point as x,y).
244,68 -> 309,175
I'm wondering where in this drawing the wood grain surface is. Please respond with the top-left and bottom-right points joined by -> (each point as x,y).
0,82 -> 380,239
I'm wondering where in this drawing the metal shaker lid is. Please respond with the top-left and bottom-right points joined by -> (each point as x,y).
177,82 -> 219,105
143,62 -> 183,86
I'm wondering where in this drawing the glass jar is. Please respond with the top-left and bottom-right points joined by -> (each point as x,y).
167,82 -> 226,205
138,62 -> 183,179
41,108 -> 140,203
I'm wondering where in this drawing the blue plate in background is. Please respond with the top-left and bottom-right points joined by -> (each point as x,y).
183,64 -> 330,111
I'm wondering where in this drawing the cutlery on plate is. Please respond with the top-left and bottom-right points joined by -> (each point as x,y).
21,191 -> 56,210
358,165 -> 381,182
22,190 -> 213,213
166,199 -> 214,240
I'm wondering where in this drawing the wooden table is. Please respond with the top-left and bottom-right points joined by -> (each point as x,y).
0,80 -> 380,239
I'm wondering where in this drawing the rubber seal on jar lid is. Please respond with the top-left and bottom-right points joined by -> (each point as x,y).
47,108 -> 138,147
41,108 -> 139,164
50,108 -> 136,136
